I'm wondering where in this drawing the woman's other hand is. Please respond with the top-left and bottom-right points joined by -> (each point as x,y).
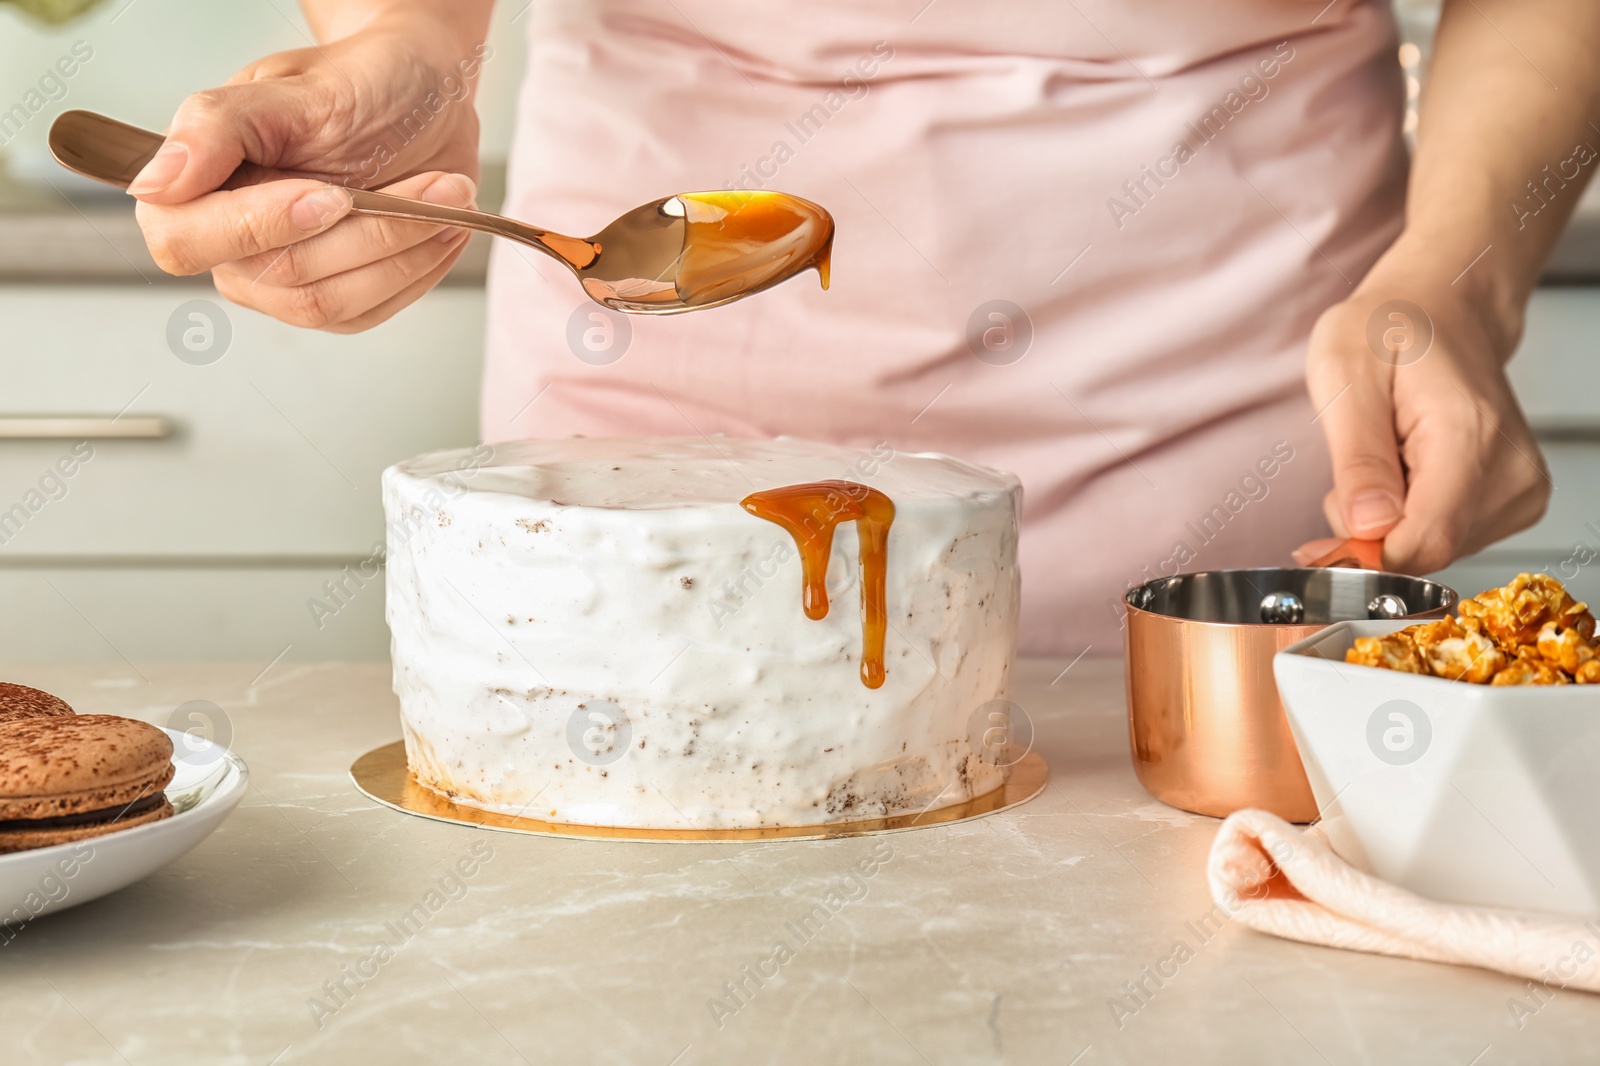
1297,246 -> 1550,572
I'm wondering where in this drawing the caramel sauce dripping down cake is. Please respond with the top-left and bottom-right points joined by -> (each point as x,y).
740,480 -> 894,689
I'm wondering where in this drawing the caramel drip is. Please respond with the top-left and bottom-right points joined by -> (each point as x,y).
676,191 -> 833,307
740,480 -> 895,689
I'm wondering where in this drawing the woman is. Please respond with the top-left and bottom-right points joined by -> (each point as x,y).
126,0 -> 1598,654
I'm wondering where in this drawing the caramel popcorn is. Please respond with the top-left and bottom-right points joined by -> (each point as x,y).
1536,621 -> 1598,675
1347,631 -> 1428,674
1491,658 -> 1571,686
1411,616 -> 1504,683
1347,573 -> 1599,686
1458,572 -> 1595,647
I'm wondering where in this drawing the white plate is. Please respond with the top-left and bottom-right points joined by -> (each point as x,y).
0,727 -> 248,928
1276,621 -> 1600,917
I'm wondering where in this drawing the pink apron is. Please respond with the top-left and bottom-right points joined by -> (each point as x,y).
483,0 -> 1408,655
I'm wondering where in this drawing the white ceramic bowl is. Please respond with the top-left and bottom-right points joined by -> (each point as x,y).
0,728 -> 248,930
1276,620 -> 1600,917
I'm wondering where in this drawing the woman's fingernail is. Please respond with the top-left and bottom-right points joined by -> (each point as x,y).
1349,490 -> 1402,532
292,187 -> 352,232
1291,548 -> 1313,565
436,227 -> 465,244
126,141 -> 189,196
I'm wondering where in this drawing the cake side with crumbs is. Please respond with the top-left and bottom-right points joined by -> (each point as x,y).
383,435 -> 1021,830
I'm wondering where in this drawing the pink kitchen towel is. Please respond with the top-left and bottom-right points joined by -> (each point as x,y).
1208,808 -> 1600,995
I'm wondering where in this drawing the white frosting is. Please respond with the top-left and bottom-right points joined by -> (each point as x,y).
383,436 -> 1021,829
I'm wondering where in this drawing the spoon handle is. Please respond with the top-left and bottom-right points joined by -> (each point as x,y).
346,189 -> 595,268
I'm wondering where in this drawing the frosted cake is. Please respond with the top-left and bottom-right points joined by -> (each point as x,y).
383,436 -> 1021,830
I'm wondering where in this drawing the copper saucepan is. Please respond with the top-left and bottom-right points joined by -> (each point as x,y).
1122,540 -> 1457,822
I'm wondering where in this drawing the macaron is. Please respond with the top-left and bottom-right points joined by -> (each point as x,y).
0,682 -> 75,724
0,715 -> 174,854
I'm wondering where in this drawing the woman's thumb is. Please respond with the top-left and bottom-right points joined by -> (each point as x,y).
127,82 -> 302,203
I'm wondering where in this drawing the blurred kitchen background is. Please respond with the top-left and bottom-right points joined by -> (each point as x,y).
0,0 -> 526,663
1,0 -> 1598,664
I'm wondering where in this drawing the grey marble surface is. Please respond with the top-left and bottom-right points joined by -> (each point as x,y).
0,657 -> 1596,1065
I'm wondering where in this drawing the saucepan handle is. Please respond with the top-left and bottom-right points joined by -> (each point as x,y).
1305,538 -> 1384,570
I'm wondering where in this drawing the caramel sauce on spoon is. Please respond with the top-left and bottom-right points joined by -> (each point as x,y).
581,191 -> 833,313
674,192 -> 832,305
740,480 -> 894,689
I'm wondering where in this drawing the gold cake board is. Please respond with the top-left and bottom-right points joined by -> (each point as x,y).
350,741 -> 1049,843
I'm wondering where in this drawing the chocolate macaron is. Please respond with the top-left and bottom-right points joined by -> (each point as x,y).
0,682 -> 75,724
0,715 -> 174,854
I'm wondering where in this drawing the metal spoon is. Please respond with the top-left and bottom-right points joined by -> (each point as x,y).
48,109 -> 834,315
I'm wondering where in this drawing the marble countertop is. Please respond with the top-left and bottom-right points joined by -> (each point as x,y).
1,657 -> 1596,1064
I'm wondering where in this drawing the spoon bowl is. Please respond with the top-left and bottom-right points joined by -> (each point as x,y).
48,109 -> 833,315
